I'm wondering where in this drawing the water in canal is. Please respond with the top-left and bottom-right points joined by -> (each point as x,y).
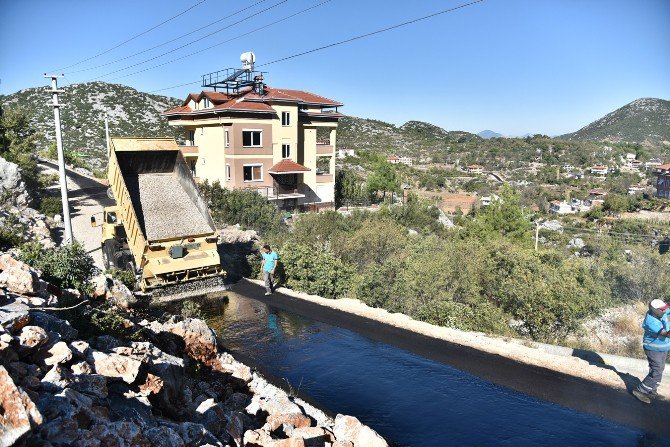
192,292 -> 668,447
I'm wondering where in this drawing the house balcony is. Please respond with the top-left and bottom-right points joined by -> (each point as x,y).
316,173 -> 334,183
179,145 -> 199,158
249,184 -> 307,201
316,143 -> 334,154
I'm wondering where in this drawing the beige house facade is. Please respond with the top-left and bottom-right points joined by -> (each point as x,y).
163,86 -> 343,210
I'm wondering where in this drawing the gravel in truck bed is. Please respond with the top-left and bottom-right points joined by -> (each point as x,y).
136,173 -> 213,240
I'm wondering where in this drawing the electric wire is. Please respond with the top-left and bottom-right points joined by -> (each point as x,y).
257,0 -> 485,67
144,0 -> 485,94
69,0 -> 271,75
88,0 -> 290,81
56,0 -> 209,72
100,0 -> 333,83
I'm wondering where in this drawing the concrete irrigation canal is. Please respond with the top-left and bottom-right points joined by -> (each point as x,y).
172,280 -> 670,447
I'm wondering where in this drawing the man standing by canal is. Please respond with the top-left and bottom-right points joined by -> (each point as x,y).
261,244 -> 278,296
633,299 -> 670,404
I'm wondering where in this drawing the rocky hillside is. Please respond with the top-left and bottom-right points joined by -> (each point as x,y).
561,98 -> 670,145
0,82 -> 182,170
337,116 -> 480,158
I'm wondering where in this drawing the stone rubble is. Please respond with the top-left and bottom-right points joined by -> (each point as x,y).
0,251 -> 387,447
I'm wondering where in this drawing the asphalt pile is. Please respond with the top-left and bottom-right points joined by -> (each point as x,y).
137,173 -> 213,241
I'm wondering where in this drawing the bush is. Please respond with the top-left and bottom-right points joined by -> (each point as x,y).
0,210 -> 28,248
106,268 -> 136,290
181,300 -> 204,319
38,196 -> 63,217
198,181 -> 285,236
19,242 -> 95,291
279,243 -> 354,299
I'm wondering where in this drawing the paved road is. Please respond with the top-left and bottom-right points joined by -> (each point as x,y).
231,278 -> 670,438
39,159 -> 113,269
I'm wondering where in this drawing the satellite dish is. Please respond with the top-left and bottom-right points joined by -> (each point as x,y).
240,52 -> 255,70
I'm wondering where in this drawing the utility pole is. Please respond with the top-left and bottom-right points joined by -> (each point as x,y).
104,111 -> 111,159
535,221 -> 540,251
44,74 -> 73,245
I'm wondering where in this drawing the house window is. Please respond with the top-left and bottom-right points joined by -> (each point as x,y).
242,129 -> 262,147
203,97 -> 210,108
243,164 -> 263,182
316,156 -> 331,175
187,130 -> 195,145
226,164 -> 231,181
225,129 -> 230,147
282,144 -> 291,159
282,111 -> 291,126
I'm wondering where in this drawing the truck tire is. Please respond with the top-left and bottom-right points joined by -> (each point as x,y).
106,187 -> 114,200
102,239 -> 120,270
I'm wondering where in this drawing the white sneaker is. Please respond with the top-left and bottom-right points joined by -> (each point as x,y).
264,292 -> 272,296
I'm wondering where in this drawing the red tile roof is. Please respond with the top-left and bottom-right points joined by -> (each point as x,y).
268,159 -> 311,174
658,164 -> 670,170
167,85 -> 342,117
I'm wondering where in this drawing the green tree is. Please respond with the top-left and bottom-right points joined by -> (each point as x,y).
366,161 -> 399,201
472,185 -> 532,243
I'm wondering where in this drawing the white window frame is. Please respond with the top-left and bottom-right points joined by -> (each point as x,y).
282,143 -> 291,159
187,130 -> 195,145
242,129 -> 263,147
242,163 -> 263,182
226,164 -> 231,181
224,129 -> 230,147
203,97 -> 211,108
282,111 -> 291,126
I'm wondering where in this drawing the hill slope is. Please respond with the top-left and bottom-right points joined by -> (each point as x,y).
337,116 -> 479,159
0,82 -> 182,169
561,98 -> 670,145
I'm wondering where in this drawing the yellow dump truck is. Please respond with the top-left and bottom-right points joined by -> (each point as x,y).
91,137 -> 224,291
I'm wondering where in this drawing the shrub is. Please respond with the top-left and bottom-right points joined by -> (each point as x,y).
181,300 -> 205,319
0,210 -> 28,248
38,196 -> 63,217
279,243 -> 354,299
19,242 -> 95,291
198,181 -> 285,236
106,268 -> 136,290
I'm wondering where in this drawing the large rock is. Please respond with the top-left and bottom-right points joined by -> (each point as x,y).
106,281 -> 137,309
0,301 -> 30,333
17,325 -> 49,350
44,341 -> 73,366
0,365 -> 43,447
145,426 -> 185,447
31,311 -> 78,341
266,413 -> 312,432
0,157 -> 29,207
0,266 -> 43,296
89,350 -> 142,384
333,415 -> 387,447
151,317 -> 219,365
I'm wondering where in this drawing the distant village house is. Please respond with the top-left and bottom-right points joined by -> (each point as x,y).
655,164 -> 670,199
590,165 -> 608,176
466,164 -> 484,174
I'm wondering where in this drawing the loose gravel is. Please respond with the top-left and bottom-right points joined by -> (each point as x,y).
136,173 -> 213,241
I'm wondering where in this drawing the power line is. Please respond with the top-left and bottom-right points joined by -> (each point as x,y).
89,0 -> 290,82
149,80 -> 201,94
145,0 -> 484,94
102,0 -> 333,83
56,0 -> 209,72
68,0 -> 270,75
258,0 -> 485,67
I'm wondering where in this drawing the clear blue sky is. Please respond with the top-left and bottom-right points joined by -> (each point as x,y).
1,0 -> 669,136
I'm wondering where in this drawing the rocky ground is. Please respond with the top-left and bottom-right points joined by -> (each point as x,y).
0,253 -> 386,447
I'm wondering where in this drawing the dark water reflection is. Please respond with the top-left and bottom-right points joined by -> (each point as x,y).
190,292 -> 669,447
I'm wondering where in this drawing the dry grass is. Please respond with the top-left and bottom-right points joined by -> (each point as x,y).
612,313 -> 643,337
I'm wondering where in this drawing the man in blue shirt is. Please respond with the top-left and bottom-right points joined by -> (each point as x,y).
260,244 -> 278,296
633,299 -> 670,404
